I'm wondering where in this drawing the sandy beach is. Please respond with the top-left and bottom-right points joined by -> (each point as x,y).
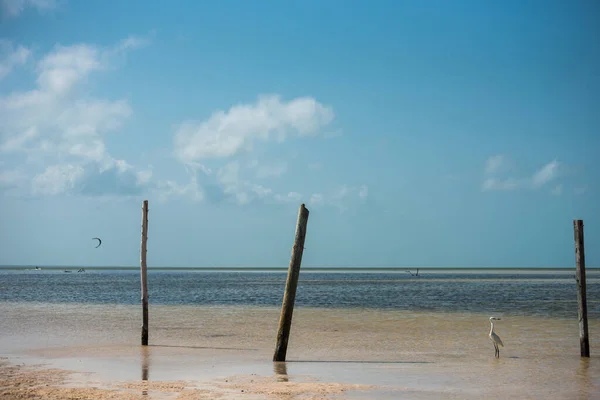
1,302 -> 599,399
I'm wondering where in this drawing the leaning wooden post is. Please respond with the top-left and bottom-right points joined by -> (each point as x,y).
574,219 -> 589,357
273,203 -> 309,362
140,200 -> 149,346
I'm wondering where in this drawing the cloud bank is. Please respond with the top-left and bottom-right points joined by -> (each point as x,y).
1,35 -> 368,210
163,95 -> 367,208
0,36 -> 152,198
0,0 -> 58,18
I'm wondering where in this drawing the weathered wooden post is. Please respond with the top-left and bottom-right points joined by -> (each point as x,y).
273,203 -> 309,362
574,219 -> 589,357
140,200 -> 149,346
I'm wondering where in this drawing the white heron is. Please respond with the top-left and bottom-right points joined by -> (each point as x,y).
489,317 -> 504,358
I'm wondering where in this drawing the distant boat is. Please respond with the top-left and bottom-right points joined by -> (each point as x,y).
64,270 -> 72,273
77,268 -> 85,273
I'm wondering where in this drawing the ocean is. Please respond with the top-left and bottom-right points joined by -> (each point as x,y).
1,268 -> 599,319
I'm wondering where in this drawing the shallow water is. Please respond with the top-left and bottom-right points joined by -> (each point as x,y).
1,270 -> 600,398
1,302 -> 599,399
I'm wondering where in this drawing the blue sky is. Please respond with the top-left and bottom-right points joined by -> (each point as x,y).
0,0 -> 598,268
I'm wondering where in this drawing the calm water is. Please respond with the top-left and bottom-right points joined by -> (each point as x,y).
2,269 -> 600,399
1,269 -> 599,319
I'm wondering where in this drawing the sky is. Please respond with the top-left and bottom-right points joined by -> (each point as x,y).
0,0 -> 598,268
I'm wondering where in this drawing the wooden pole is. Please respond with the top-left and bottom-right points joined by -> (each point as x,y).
273,203 -> 309,362
140,200 -> 149,346
574,219 -> 589,357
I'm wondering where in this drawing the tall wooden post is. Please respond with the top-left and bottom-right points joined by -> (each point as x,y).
574,219 -> 589,357
140,200 -> 149,346
273,204 -> 309,362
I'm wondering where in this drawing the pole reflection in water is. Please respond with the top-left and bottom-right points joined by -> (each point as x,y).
141,346 -> 150,396
274,362 -> 288,382
141,345 -> 150,381
575,358 -> 592,400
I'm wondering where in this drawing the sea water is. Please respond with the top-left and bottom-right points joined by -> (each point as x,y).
1,268 -> 599,398
0,268 -> 599,318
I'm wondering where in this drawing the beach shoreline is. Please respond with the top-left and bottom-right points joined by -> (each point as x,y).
0,356 -> 380,399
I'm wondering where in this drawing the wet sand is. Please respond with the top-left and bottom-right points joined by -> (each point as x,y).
1,302 -> 599,399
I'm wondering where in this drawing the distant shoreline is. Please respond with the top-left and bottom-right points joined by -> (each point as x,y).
1,265 -> 599,273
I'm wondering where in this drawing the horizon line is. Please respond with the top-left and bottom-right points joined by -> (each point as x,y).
1,265 -> 597,271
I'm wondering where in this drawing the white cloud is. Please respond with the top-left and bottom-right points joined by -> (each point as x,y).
23,158 -> 154,197
165,93 -> 368,209
0,126 -> 37,152
271,191 -> 301,204
115,35 -> 151,53
482,154 -> 522,191
255,162 -> 287,179
484,155 -> 506,175
158,158 -> 367,210
270,185 -> 364,208
173,94 -> 334,165
136,169 -> 153,185
0,36 -> 150,198
482,178 -> 522,191
36,44 -> 102,94
531,160 -> 559,188
307,186 -> 366,209
2,36 -> 364,208
358,185 -> 368,199
0,0 -> 58,18
0,40 -> 31,80
216,161 -> 240,186
154,176 -> 204,203
153,160 -> 275,206
552,184 -> 563,196
31,163 -> 84,195
215,161 -> 249,204
313,184 -> 369,211
214,161 -> 275,205
309,193 -> 324,206
78,160 -> 152,197
481,156 -> 565,193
